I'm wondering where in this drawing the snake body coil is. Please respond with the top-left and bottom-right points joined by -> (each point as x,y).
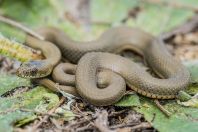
37,26 -> 153,63
17,26 -> 190,106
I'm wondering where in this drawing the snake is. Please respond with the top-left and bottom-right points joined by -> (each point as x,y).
16,35 -> 61,78
16,26 -> 191,106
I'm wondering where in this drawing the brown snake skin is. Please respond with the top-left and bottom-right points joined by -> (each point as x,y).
17,26 -> 191,106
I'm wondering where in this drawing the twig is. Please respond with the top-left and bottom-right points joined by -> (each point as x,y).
0,15 -> 44,40
31,96 -> 66,130
76,123 -> 92,132
154,99 -> 171,117
69,117 -> 94,127
117,122 -> 152,131
110,122 -> 139,129
72,103 -> 91,117
1,86 -> 32,98
50,118 -> 64,130
109,109 -> 129,117
66,109 -> 129,129
0,108 -> 18,114
94,110 -> 114,132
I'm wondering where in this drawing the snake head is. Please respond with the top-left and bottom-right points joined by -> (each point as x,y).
16,60 -> 52,78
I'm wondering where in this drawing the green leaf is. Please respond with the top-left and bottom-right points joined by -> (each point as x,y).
183,60 -> 198,83
134,97 -> 198,132
0,0 -> 85,42
185,84 -> 198,95
178,93 -> 198,108
92,0 -> 195,35
15,115 -> 37,127
115,93 -> 140,107
55,106 -> 75,121
0,86 -> 59,132
0,73 -> 30,96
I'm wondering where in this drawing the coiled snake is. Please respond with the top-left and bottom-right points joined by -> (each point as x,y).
17,26 -> 190,106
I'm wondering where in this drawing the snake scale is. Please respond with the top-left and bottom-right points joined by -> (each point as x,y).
17,26 -> 190,106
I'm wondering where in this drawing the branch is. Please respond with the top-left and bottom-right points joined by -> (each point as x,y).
154,99 -> 172,117
31,96 -> 66,130
0,15 -> 44,40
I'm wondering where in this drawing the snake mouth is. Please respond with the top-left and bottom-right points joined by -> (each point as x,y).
16,60 -> 52,78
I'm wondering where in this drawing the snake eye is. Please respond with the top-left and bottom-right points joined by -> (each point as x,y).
29,67 -> 38,77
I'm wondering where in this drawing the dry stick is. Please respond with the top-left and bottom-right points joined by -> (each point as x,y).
110,122 -> 140,129
109,109 -> 129,117
71,110 -> 127,130
0,108 -> 18,114
75,123 -> 93,132
68,116 -> 93,127
50,118 -> 65,130
64,114 -> 94,130
117,122 -> 152,131
112,122 -> 151,130
31,96 -> 66,131
94,110 -> 113,132
50,114 -> 81,131
154,99 -> 171,117
0,15 -> 44,40
62,109 -> 128,131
